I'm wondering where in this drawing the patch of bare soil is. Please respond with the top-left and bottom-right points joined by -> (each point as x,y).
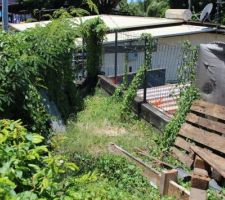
94,125 -> 127,136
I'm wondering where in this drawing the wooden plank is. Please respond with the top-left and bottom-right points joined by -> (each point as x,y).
191,168 -> 210,190
160,169 -> 178,196
191,100 -> 225,121
174,136 -> 191,152
171,147 -> 193,168
179,123 -> 225,154
109,143 -> 161,188
186,112 -> 225,135
194,156 -> 210,171
134,148 -> 174,169
191,146 -> 225,178
190,188 -> 207,200
110,144 -> 190,200
167,180 -> 190,200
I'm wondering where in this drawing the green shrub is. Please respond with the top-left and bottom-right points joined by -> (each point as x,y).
0,31 -> 50,136
0,16 -> 107,136
95,154 -> 149,193
0,119 -> 78,199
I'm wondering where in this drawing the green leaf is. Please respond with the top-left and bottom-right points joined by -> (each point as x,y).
0,177 -> 16,188
25,133 -> 44,144
16,191 -> 38,200
40,177 -> 50,193
65,162 -> 79,171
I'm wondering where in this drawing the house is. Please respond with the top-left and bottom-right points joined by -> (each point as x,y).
11,14 -> 225,81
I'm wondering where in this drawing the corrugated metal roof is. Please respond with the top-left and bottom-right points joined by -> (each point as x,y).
81,15 -> 183,30
10,14 -> 183,31
10,21 -> 51,31
104,25 -> 216,43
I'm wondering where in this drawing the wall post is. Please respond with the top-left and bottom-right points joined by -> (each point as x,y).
114,30 -> 118,84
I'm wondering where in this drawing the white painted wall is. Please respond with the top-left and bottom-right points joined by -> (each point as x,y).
101,33 -> 225,82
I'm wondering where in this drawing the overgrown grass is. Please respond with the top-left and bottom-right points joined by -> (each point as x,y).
69,153 -> 175,200
53,88 -> 223,200
55,88 -> 162,156
53,88 -> 177,199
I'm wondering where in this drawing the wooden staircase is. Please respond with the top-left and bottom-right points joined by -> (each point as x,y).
172,100 -> 225,172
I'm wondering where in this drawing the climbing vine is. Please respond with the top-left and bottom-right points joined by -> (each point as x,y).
120,65 -> 146,120
141,33 -> 156,69
162,41 -> 200,148
81,17 -> 108,80
177,41 -> 198,85
113,34 -> 155,120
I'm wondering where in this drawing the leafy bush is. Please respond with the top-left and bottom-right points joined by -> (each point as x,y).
0,16 -> 107,136
71,153 -> 167,200
0,119 -> 78,199
25,18 -> 79,121
0,31 -> 50,136
0,119 -> 170,199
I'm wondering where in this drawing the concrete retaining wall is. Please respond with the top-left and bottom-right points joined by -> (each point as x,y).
98,75 -> 171,131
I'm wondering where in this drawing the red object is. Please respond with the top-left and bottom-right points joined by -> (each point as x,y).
0,0 -> 18,6
112,77 -> 118,85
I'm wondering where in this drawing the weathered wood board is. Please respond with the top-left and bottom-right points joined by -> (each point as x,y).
191,100 -> 225,121
109,143 -> 190,200
191,146 -> 225,179
173,100 -> 225,170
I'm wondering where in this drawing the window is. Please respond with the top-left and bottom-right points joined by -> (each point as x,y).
129,66 -> 132,73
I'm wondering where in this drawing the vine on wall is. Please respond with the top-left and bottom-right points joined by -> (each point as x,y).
26,18 -> 79,122
82,17 -> 108,79
113,34 -> 154,120
162,41 -> 199,148
141,33 -> 156,69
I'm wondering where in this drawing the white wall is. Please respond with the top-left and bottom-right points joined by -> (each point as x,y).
101,33 -> 225,82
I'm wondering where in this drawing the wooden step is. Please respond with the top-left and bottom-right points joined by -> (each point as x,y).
191,100 -> 225,121
186,113 -> 225,136
171,147 -> 193,168
178,123 -> 225,155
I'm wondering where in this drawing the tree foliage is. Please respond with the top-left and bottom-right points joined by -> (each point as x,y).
0,11 -> 107,135
19,0 -> 121,16
119,0 -> 168,17
120,0 -> 224,21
